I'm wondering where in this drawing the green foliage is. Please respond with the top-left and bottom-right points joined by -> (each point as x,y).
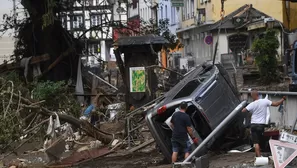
251,29 -> 280,84
32,80 -> 66,103
0,115 -> 20,145
141,18 -> 182,50
31,80 -> 81,117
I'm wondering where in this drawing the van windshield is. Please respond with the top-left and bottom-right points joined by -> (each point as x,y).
173,68 -> 214,99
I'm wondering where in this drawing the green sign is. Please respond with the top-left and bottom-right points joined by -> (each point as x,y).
129,67 -> 146,92
171,1 -> 184,7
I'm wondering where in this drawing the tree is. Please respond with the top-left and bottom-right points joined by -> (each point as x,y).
140,18 -> 182,50
251,29 -> 280,84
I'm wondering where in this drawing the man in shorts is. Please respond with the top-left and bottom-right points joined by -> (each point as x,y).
242,89 -> 286,157
171,102 -> 198,163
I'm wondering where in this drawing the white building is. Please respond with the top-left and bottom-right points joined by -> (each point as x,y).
139,0 -> 152,23
0,36 -> 14,64
60,0 -> 113,66
0,0 -> 25,64
157,0 -> 179,35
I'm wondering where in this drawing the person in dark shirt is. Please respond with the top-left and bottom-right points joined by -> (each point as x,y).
170,102 -> 198,163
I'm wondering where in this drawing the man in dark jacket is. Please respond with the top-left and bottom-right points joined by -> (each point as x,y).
171,102 -> 198,163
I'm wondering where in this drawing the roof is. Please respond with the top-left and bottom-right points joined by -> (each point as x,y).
186,4 -> 273,34
113,34 -> 169,46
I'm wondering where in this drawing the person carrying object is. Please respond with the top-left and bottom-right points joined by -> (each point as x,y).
83,93 -> 101,117
170,101 -> 198,163
242,89 -> 286,157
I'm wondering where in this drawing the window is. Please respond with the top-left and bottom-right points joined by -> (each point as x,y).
73,15 -> 83,28
132,0 -> 137,9
96,0 -> 100,5
171,7 -> 175,25
190,0 -> 194,18
147,7 -> 150,20
197,8 -> 206,24
161,6 -> 163,19
89,43 -> 101,54
183,0 -> 194,20
145,8 -> 147,21
61,16 -> 67,28
165,5 -> 167,19
174,67 -> 214,100
174,80 -> 200,99
90,15 -> 101,26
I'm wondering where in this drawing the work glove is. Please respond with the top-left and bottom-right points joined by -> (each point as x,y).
192,137 -> 198,144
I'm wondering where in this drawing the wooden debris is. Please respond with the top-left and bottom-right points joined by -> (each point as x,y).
80,120 -> 114,144
127,139 -> 155,153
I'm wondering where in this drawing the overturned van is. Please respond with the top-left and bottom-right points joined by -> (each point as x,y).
145,63 -> 247,162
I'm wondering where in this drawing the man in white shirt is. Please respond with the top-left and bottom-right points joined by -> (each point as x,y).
242,89 -> 286,157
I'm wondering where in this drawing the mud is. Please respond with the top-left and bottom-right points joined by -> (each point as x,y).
1,150 -> 278,168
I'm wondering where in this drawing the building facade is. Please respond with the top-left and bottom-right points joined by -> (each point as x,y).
59,0 -> 113,66
176,0 -> 297,66
0,37 -> 14,64
157,0 -> 183,68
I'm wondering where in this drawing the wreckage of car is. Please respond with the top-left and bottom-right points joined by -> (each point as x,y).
145,63 -> 247,162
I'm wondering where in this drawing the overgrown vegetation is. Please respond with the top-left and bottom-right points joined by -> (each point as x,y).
252,29 -> 280,84
0,72 -> 80,151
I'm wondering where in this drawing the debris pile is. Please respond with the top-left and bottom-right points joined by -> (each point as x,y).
0,71 -> 157,167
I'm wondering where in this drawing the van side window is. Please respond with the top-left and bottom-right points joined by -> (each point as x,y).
173,67 -> 214,100
173,80 -> 200,99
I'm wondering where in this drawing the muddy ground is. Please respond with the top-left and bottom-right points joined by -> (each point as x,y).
0,123 -> 274,168
1,146 -> 274,168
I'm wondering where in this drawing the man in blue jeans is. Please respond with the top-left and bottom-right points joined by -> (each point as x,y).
171,102 -> 198,163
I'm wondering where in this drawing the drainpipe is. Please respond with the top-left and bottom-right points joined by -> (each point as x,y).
285,1 -> 290,30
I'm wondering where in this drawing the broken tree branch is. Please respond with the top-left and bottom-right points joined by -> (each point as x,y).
24,118 -> 50,134
1,128 -> 41,159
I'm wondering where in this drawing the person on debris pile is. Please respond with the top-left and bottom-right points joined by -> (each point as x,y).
83,93 -> 101,117
242,89 -> 286,157
90,108 -> 100,126
170,101 -> 198,163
